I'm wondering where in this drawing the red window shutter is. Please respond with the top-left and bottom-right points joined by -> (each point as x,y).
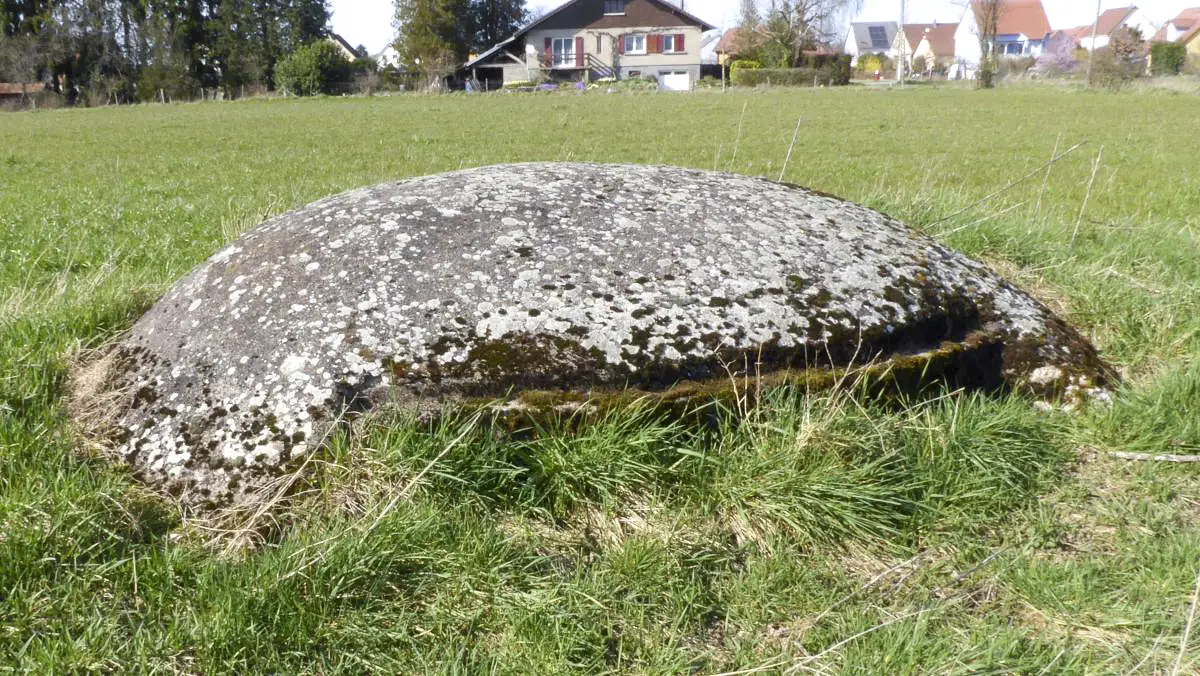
651,34 -> 661,54
544,37 -> 552,62
575,36 -> 584,66
618,34 -> 625,54
676,33 -> 685,52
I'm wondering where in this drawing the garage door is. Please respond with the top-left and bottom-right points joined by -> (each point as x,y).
659,71 -> 690,91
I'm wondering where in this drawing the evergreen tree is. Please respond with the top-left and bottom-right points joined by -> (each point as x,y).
393,0 -> 466,84
466,0 -> 525,53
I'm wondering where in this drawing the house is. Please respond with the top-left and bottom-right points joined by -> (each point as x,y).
843,22 -> 899,65
462,0 -> 715,91
1152,7 -> 1200,43
895,23 -> 958,71
1072,6 -> 1158,50
1184,23 -> 1200,60
328,32 -> 360,61
952,0 -> 1051,76
715,27 -> 764,65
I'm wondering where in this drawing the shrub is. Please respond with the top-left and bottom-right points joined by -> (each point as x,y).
137,61 -> 198,102
998,56 -> 1036,78
609,76 -> 659,91
728,59 -> 762,78
275,41 -> 353,96
1150,42 -> 1186,75
1089,46 -> 1142,90
809,54 -> 851,84
912,55 -> 928,74
855,53 -> 894,78
731,66 -> 848,87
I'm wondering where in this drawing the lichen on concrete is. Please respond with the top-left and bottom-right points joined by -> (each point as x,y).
76,162 -> 1114,509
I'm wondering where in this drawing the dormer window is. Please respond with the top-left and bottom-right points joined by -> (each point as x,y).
604,0 -> 625,15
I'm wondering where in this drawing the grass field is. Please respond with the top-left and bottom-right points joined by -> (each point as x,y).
2,85 -> 1199,673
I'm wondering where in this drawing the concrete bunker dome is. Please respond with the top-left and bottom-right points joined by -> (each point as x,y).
72,162 -> 1113,510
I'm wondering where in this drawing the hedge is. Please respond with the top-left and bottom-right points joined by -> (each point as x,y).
1150,42 -> 1186,75
731,57 -> 851,87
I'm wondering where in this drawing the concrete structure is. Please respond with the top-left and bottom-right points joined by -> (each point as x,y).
462,0 -> 714,90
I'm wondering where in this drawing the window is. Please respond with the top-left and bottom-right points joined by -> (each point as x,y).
662,34 -> 679,53
867,25 -> 889,50
624,34 -> 646,54
1003,41 -> 1026,55
603,0 -> 625,14
596,35 -> 602,52
552,37 -> 575,67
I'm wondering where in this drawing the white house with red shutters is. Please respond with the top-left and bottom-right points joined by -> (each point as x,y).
462,0 -> 714,90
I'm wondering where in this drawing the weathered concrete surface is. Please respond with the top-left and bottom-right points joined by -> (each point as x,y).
77,163 -> 1112,509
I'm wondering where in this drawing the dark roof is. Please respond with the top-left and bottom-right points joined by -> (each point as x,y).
847,22 -> 899,53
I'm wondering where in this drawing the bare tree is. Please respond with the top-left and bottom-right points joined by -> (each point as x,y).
755,0 -> 860,67
974,0 -> 1004,88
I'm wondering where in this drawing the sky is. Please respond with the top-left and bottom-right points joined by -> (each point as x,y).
330,0 -> 1200,55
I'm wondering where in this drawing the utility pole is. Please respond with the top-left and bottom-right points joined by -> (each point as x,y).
897,0 -> 907,85
1085,0 -> 1102,86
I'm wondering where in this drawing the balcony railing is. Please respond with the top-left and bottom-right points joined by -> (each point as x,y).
551,53 -> 577,68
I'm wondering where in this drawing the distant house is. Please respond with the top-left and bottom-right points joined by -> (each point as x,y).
1152,7 -> 1200,43
844,21 -> 899,65
950,0 -> 1051,78
1070,6 -> 1158,50
462,0 -> 715,91
328,33 -> 360,60
896,23 -> 957,71
714,27 -> 764,65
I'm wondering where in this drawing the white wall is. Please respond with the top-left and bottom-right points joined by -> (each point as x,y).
953,10 -> 982,68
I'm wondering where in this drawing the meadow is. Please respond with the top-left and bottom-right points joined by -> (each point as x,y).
1,85 -> 1198,673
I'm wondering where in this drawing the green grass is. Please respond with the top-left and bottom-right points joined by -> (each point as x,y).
2,85 -> 1199,673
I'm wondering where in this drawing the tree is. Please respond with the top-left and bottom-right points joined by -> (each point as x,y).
465,0 -> 524,53
754,0 -> 857,68
392,0 -> 466,88
274,37 -> 349,94
973,0 -> 1003,88
0,0 -> 330,103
